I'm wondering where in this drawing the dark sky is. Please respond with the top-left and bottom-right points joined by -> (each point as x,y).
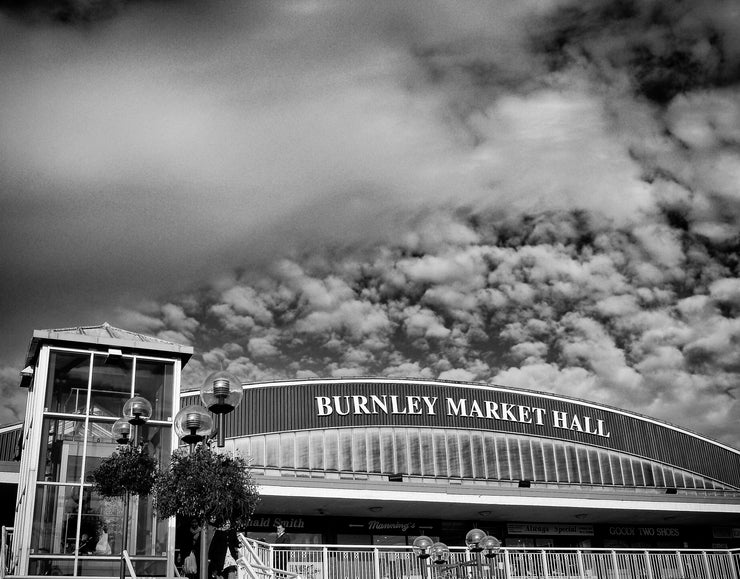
1,0 -> 740,448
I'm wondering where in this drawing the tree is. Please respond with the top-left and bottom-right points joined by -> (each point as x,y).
153,443 -> 260,528
92,444 -> 157,498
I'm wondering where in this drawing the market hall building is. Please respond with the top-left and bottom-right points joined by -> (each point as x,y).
4,324 -> 740,576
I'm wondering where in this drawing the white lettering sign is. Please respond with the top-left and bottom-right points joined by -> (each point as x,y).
315,395 -> 610,438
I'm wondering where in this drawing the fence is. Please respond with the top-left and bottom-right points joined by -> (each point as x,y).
238,537 -> 740,579
2,528 -> 740,579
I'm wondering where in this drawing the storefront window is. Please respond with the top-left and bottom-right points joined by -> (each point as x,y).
30,347 -> 176,577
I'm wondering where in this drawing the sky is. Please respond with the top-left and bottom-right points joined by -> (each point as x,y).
1,0 -> 740,449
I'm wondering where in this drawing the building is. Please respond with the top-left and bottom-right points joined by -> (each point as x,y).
5,324 -> 740,577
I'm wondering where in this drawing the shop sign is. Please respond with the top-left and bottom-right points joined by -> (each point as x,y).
249,516 -> 306,529
608,526 -> 680,537
315,395 -> 610,438
368,520 -> 418,533
507,523 -> 594,536
712,527 -> 740,539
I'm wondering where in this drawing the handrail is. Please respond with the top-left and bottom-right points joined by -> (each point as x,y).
237,533 -> 302,579
121,550 -> 137,579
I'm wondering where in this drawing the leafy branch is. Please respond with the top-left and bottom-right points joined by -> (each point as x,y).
153,443 -> 260,528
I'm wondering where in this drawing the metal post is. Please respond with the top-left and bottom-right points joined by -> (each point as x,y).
200,526 -> 209,579
120,492 -> 130,579
644,551 -> 654,579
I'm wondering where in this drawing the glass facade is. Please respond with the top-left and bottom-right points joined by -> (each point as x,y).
233,426 -> 731,493
29,349 -> 174,575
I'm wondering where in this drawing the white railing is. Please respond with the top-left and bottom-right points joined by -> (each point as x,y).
2,528 -> 740,579
236,537 -> 740,579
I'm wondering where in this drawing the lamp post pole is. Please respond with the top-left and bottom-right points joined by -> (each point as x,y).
173,370 -> 242,579
115,397 -> 153,579
173,405 -> 214,579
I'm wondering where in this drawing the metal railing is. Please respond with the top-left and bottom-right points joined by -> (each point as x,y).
235,537 -> 740,579
2,528 -> 740,579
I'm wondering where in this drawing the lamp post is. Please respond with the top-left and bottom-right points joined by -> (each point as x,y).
117,396 -> 153,579
172,404 -> 215,579
413,529 -> 501,579
199,370 -> 243,447
412,535 -> 434,579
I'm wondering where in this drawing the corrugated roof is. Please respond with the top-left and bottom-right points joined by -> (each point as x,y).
25,322 -> 194,366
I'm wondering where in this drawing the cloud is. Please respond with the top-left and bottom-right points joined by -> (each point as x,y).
0,0 -> 739,450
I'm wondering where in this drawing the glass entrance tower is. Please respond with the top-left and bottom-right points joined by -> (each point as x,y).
13,323 -> 192,577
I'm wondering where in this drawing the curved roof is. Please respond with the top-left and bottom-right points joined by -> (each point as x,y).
188,377 -> 740,490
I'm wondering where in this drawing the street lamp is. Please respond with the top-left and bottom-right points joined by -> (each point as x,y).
123,396 -> 153,426
413,529 -> 501,579
430,542 -> 450,566
199,371 -> 243,447
479,535 -> 502,558
412,536 -> 434,579
174,405 -> 214,451
112,418 -> 132,445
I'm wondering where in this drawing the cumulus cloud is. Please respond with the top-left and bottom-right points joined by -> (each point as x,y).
0,0 -> 739,449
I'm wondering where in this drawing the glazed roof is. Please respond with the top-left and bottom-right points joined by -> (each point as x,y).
25,322 -> 193,366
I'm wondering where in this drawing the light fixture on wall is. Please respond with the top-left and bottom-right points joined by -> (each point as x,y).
369,506 -> 383,513
478,510 -> 491,517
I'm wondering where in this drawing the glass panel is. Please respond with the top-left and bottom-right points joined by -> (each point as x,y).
519,439 -> 533,481
38,418 -> 86,483
380,430 -> 394,473
587,449 -> 601,484
418,430 -> 433,476
577,448 -> 590,484
132,495 -> 168,556
45,351 -> 90,415
621,456 -> 634,487
135,360 -> 175,421
338,429 -> 352,472
599,452 -> 612,485
565,445 -> 579,483
351,430 -> 366,472
508,438 -> 522,481
82,421 -> 120,483
496,435 -> 510,480
90,354 -> 133,419
632,458 -> 645,486
367,429 -> 380,473
325,429 -> 338,471
531,440 -> 545,481
309,431 -> 324,470
30,485 -> 81,555
394,429 -> 408,475
610,454 -> 624,485
407,429 -> 421,476
458,431 -> 473,478
483,433 -> 498,479
553,444 -> 566,483
446,431 -> 460,478
294,432 -> 308,470
469,432 -> 484,479
642,460 -> 655,486
280,433 -> 296,469
433,430 -> 447,477
651,463 -> 664,487
265,435 -> 280,468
